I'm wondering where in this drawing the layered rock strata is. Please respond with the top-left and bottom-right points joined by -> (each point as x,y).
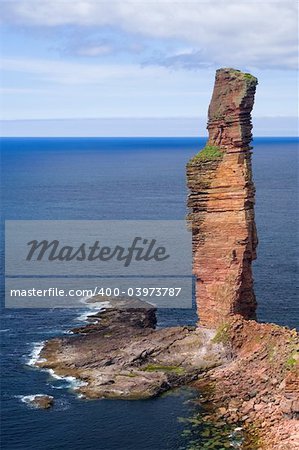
187,68 -> 258,328
36,297 -> 226,399
194,317 -> 299,450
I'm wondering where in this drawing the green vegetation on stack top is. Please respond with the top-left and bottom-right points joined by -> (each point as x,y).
244,72 -> 258,85
222,68 -> 258,85
189,145 -> 224,163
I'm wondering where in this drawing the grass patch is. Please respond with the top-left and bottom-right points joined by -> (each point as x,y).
211,323 -> 230,345
227,68 -> 257,84
285,341 -> 298,370
244,72 -> 258,84
267,343 -> 278,363
190,145 -> 224,163
285,355 -> 297,369
143,364 -> 185,375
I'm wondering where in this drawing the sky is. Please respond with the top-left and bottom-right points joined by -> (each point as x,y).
0,0 -> 298,136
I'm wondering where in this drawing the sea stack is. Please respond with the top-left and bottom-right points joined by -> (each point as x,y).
187,68 -> 258,328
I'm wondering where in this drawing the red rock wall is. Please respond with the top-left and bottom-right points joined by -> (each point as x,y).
187,68 -> 258,328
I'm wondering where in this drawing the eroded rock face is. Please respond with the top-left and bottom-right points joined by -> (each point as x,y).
187,68 -> 258,328
193,317 -> 299,450
35,298 -> 227,399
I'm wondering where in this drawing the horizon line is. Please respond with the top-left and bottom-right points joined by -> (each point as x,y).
1,135 -> 298,139
1,115 -> 297,122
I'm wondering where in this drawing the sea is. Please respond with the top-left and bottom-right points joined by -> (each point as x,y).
0,137 -> 298,450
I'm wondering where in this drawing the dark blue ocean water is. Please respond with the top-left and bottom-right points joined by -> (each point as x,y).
0,137 -> 298,450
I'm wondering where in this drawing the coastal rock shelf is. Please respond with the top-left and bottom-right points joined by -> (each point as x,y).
187,68 -> 258,328
36,298 -> 226,400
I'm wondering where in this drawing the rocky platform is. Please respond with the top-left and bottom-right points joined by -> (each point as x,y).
35,302 -> 298,448
36,298 -> 226,399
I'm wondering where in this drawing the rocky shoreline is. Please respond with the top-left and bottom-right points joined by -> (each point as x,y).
35,297 -> 227,400
34,300 -> 298,448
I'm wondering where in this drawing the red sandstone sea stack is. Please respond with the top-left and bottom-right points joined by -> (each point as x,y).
187,68 -> 258,328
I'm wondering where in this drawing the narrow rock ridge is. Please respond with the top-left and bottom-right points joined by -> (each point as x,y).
187,68 -> 258,328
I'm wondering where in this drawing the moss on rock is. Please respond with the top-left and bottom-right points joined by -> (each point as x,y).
211,323 -> 230,344
189,145 -> 224,163
143,364 -> 185,375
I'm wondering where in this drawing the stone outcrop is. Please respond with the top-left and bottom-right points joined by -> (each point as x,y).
187,68 -> 258,328
35,297 -> 226,400
24,394 -> 54,409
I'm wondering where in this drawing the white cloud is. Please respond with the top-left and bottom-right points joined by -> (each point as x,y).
2,55 -> 297,121
1,57 -> 180,85
67,38 -> 144,58
1,0 -> 298,69
76,44 -> 114,56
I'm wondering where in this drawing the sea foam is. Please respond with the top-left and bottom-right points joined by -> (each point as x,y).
27,342 -> 46,367
48,369 -> 87,389
75,299 -> 111,323
18,394 -> 50,407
